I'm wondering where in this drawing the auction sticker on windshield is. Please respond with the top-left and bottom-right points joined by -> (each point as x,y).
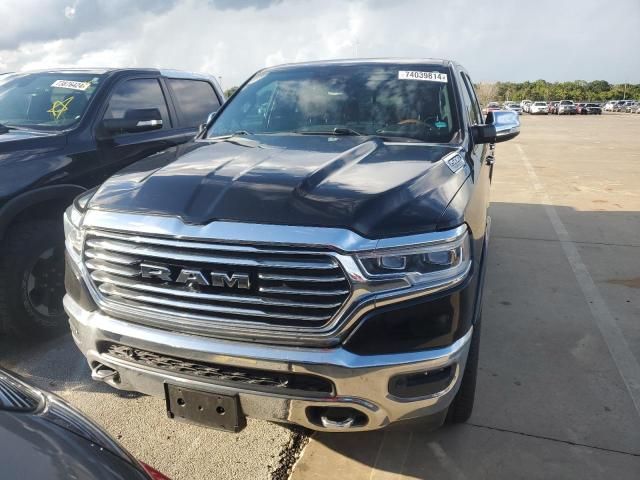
398,71 -> 448,83
51,80 -> 91,91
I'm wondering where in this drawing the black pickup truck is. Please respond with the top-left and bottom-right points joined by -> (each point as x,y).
64,59 -> 519,432
0,68 -> 224,335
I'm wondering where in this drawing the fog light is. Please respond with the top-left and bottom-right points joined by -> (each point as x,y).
388,366 -> 455,399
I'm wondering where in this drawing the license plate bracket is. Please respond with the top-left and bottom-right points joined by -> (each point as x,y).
165,384 -> 246,433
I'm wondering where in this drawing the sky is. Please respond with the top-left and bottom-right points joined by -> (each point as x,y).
0,0 -> 638,88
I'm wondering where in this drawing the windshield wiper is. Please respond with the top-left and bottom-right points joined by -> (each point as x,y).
294,127 -> 363,136
371,134 -> 425,143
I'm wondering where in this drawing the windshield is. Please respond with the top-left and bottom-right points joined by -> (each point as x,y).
534,102 -> 546,106
0,72 -> 104,130
208,64 -> 459,143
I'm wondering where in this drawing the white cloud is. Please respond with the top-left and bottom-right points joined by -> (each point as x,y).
0,0 -> 638,85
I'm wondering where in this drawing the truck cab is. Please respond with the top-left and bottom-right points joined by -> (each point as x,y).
0,68 -> 224,335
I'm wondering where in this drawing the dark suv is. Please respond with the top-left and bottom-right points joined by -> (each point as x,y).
65,59 -> 519,432
0,68 -> 224,335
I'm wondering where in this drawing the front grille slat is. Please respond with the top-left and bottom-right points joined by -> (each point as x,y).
91,271 -> 343,309
84,230 -> 351,335
98,283 -> 334,322
259,286 -> 350,296
86,238 -> 338,270
258,272 -> 346,283
85,249 -> 138,265
85,259 -> 138,277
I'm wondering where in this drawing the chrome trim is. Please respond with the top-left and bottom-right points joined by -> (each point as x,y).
321,415 -> 355,429
86,236 -> 339,270
65,295 -> 472,432
258,286 -> 350,296
91,271 -> 343,309
97,284 -> 333,322
71,210 -> 471,345
258,272 -> 345,283
81,210 -> 466,254
135,119 -> 162,127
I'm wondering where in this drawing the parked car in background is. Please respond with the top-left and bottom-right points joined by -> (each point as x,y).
557,100 -> 577,115
613,100 -> 629,112
65,58 -> 521,433
0,68 -> 224,337
0,368 -> 170,479
584,103 -> 603,114
506,103 -> 523,114
483,101 -> 501,115
576,103 -> 587,114
520,100 -> 532,113
624,101 -> 638,113
604,100 -> 617,112
548,101 -> 559,114
530,101 -> 548,114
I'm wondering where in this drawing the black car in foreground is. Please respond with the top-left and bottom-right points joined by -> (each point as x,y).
64,59 -> 519,432
0,68 -> 224,336
0,368 -> 169,479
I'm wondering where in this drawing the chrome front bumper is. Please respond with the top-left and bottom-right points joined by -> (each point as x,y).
65,295 -> 472,432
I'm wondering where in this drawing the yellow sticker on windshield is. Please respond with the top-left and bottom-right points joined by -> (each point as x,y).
398,71 -> 448,83
47,96 -> 74,120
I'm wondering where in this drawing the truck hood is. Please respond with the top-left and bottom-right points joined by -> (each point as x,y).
90,134 -> 469,238
0,127 -> 59,141
0,129 -> 68,199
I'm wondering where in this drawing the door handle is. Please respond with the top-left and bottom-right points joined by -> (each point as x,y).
486,156 -> 495,166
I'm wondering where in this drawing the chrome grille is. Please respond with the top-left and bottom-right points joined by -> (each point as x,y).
83,230 -> 351,336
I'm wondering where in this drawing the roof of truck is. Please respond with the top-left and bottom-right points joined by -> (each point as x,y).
263,57 -> 453,70
9,68 -> 214,81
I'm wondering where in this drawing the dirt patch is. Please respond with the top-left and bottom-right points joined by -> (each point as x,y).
605,277 -> 640,289
271,427 -> 310,480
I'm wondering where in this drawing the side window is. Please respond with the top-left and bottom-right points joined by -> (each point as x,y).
103,78 -> 170,133
168,79 -> 221,128
461,73 -> 483,124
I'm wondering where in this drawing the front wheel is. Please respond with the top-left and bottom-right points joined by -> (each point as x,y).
445,319 -> 481,424
0,220 -> 68,337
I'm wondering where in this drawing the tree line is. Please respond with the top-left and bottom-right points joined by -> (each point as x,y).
475,80 -> 640,105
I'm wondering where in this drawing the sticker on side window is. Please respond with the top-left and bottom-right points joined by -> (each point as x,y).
444,154 -> 465,173
51,80 -> 91,91
398,71 -> 448,83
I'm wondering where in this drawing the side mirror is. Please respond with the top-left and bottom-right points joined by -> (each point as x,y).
197,109 -> 219,135
471,110 -> 520,144
100,108 -> 163,136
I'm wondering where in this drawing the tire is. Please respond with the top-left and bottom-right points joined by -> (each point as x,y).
0,220 -> 67,337
445,318 -> 481,424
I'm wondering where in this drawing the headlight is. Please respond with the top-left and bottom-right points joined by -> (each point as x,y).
357,228 -> 471,287
63,206 -> 83,259
63,188 -> 96,260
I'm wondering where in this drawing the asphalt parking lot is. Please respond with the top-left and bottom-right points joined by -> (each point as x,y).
1,113 -> 639,479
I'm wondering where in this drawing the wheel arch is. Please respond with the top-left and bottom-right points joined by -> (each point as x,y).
0,184 -> 86,241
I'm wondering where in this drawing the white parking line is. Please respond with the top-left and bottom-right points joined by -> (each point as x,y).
427,442 -> 467,480
517,143 -> 640,417
369,431 -> 414,480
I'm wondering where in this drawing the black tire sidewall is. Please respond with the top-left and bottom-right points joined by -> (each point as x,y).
445,317 -> 481,424
0,220 -> 67,335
